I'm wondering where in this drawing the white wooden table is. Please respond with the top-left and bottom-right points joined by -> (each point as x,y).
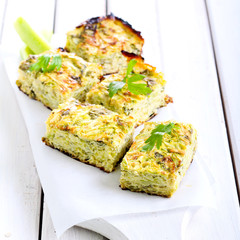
1,0 -> 240,239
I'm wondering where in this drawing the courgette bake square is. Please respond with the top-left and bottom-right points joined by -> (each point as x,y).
16,48 -> 102,109
42,98 -> 135,172
65,14 -> 144,75
120,121 -> 197,197
86,54 -> 172,125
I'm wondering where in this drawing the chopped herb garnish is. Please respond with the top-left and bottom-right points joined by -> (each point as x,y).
30,54 -> 62,73
108,81 -> 126,98
108,59 -> 152,98
142,123 -> 176,151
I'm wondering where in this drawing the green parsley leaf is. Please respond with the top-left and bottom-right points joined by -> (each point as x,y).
122,59 -> 138,84
126,59 -> 137,76
108,81 -> 126,98
30,54 -> 50,72
127,73 -> 152,95
128,82 -> 152,95
127,74 -> 145,83
46,55 -> 62,72
108,59 -> 152,97
142,123 -> 175,151
29,54 -> 62,73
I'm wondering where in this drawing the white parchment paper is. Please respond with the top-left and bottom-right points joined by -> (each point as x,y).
3,53 -> 215,237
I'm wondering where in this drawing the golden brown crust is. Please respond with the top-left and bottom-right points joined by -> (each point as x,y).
120,185 -> 171,198
121,50 -> 144,62
164,95 -> 173,104
147,112 -> 158,121
75,13 -> 144,42
17,49 -> 103,109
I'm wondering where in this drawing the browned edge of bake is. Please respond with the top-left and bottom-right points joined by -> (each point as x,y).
42,137 -> 112,173
120,186 -> 172,198
75,13 -> 144,41
121,50 -> 144,61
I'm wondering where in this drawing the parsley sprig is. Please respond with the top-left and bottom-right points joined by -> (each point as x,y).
142,123 -> 176,151
108,59 -> 152,98
30,54 -> 62,73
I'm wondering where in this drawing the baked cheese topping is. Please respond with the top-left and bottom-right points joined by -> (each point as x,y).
66,14 -> 144,59
18,48 -> 102,95
86,55 -> 170,123
46,98 -> 135,148
17,48 -> 102,109
87,72 -> 164,108
121,121 -> 197,177
65,14 -> 144,74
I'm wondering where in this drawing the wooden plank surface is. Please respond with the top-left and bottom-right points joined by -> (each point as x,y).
108,0 -> 240,239
54,0 -> 106,34
0,0 -> 55,239
40,0 -> 107,239
206,0 -> 240,192
0,63 -> 41,240
155,0 -> 240,239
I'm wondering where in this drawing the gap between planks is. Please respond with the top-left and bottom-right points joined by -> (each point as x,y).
204,0 -> 240,202
52,0 -> 58,34
106,0 -> 108,15
38,190 -> 45,240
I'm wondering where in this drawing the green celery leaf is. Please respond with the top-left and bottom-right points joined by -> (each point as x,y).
128,82 -> 152,95
108,59 -> 151,98
122,76 -> 127,83
46,55 -> 62,72
126,59 -> 137,76
142,123 -> 175,151
127,74 -> 145,83
108,81 -> 126,98
142,142 -> 154,151
155,134 -> 164,149
30,54 -> 50,72
30,54 -> 62,73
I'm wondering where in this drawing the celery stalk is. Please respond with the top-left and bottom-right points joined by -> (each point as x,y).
14,17 -> 51,54
20,45 -> 34,59
41,29 -> 53,43
19,29 -> 53,59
